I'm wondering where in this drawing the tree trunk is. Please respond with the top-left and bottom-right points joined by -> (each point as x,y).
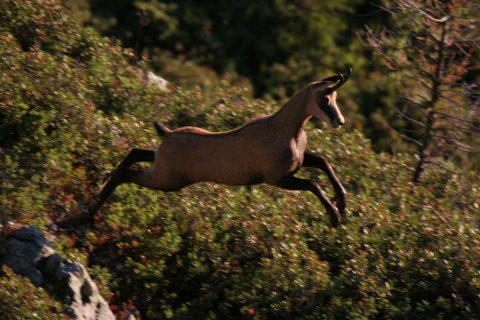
412,21 -> 448,183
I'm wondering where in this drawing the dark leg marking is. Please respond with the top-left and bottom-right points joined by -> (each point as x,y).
276,175 -> 341,227
302,152 -> 347,216
119,148 -> 155,167
88,148 -> 155,220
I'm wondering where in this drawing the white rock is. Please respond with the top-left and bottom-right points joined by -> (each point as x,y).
147,71 -> 168,91
3,226 -> 116,320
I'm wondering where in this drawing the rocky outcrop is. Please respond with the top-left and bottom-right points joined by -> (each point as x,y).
2,226 -> 115,320
147,71 -> 169,91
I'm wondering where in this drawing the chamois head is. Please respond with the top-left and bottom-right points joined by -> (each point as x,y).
309,66 -> 352,129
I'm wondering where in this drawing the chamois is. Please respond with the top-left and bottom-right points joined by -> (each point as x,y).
88,66 -> 351,227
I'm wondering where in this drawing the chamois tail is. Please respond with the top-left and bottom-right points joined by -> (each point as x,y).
154,121 -> 172,137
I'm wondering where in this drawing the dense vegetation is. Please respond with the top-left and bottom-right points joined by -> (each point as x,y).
69,0 -> 480,161
1,1 -> 479,319
66,0 -> 408,153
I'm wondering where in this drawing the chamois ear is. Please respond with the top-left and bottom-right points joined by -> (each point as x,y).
312,77 -> 341,94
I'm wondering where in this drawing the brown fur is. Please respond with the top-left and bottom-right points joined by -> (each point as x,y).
88,69 -> 351,227
142,81 -> 341,191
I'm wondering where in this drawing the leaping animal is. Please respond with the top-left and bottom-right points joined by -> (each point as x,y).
88,66 -> 351,227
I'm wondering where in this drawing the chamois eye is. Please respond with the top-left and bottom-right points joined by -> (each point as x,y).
318,97 -> 336,122
317,95 -> 328,106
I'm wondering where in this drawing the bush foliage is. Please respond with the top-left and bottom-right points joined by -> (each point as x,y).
73,0 -> 414,154
0,266 -> 64,320
0,1 -> 479,319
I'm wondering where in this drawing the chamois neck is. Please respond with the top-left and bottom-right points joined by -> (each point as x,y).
271,88 -> 312,138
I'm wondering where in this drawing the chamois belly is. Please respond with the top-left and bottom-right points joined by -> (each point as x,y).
199,147 -> 304,186
152,136 -> 263,187
192,150 -> 265,186
152,132 -> 305,188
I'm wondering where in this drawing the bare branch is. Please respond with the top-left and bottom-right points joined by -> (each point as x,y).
434,111 -> 480,124
401,0 -> 451,23
433,127 -> 480,135
430,134 -> 479,152
393,130 -> 423,146
451,142 -> 480,153
395,106 -> 426,127
425,159 -> 457,174
438,95 -> 469,109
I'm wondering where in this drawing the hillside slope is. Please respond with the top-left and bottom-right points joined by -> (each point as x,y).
1,1 -> 480,319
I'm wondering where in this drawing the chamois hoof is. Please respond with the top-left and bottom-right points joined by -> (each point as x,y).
327,205 -> 342,228
102,171 -> 112,183
333,195 -> 347,217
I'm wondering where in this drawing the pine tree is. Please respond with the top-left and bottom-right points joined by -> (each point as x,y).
365,0 -> 480,181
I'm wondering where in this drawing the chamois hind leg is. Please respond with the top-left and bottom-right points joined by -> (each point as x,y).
276,175 -> 342,227
88,148 -> 155,220
118,148 -> 155,167
302,152 -> 347,216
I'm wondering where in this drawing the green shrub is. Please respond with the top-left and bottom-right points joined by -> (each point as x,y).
0,266 -> 64,320
1,1 -> 479,319
96,130 -> 480,319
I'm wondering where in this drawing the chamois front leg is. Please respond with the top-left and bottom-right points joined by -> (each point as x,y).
276,175 -> 342,227
87,148 -> 155,221
302,152 -> 347,216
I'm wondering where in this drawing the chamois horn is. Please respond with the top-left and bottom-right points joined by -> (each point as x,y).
317,65 -> 352,93
332,65 -> 352,91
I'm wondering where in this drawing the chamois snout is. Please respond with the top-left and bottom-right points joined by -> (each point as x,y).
332,115 -> 345,129
325,106 -> 345,129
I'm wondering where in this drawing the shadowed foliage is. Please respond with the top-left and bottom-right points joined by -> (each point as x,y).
1,1 -> 479,319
